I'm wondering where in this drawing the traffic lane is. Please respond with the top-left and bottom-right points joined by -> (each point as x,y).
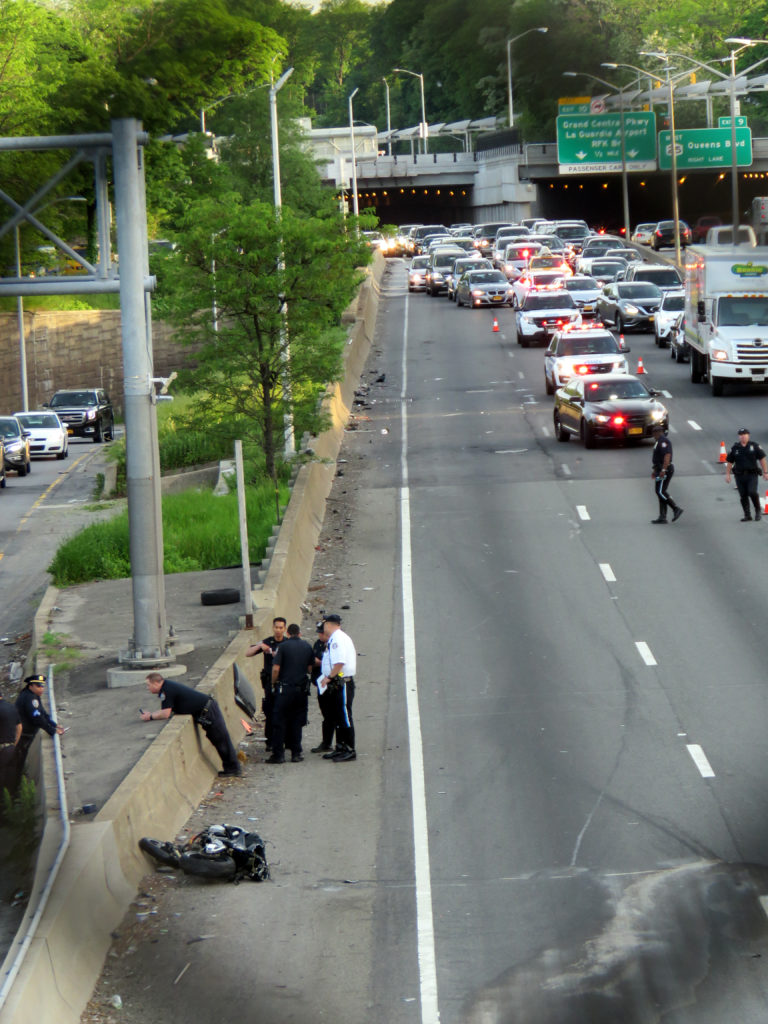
401,290 -> 768,1019
408,476 -> 768,1021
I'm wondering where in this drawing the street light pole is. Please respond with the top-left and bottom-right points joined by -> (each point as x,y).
564,70 -> 630,240
393,68 -> 428,153
269,65 -> 295,458
507,28 -> 548,129
382,77 -> 392,156
348,87 -> 360,219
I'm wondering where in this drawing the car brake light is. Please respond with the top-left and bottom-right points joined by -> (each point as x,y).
612,415 -> 625,426
575,364 -> 589,374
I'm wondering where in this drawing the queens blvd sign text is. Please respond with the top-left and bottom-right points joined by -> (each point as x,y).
658,127 -> 753,169
557,112 -> 657,174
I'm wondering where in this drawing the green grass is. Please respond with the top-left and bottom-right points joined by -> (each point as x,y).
0,293 -> 120,312
48,479 -> 290,586
38,631 -> 84,673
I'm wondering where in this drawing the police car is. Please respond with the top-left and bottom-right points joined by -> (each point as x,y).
544,323 -> 630,395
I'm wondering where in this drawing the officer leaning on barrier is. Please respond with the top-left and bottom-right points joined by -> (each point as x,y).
15,674 -> 65,769
725,428 -> 768,522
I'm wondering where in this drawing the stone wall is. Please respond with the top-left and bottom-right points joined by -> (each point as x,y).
0,310 -> 186,414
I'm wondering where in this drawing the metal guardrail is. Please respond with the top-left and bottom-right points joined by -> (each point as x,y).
0,668 -> 70,1013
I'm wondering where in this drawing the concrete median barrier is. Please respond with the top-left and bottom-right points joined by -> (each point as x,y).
2,253 -> 385,1024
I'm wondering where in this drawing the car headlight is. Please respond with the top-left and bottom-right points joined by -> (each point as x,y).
612,360 -> 627,371
623,304 -> 640,315
595,414 -> 611,423
472,289 -> 484,297
650,408 -> 665,421
4,439 -> 22,453
86,409 -> 97,420
712,348 -> 728,361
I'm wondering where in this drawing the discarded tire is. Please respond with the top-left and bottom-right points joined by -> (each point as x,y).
200,588 -> 240,606
139,837 -> 181,868
180,851 -> 237,879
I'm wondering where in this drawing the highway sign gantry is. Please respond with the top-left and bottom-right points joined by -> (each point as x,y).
658,127 -> 752,169
557,112 -> 657,174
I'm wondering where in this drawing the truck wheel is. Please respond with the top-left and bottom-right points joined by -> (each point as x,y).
690,351 -> 704,384
710,366 -> 724,396
93,422 -> 102,443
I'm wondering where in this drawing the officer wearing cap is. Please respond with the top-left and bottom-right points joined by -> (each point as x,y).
725,428 -> 768,521
650,424 -> 683,524
15,674 -> 65,769
317,614 -> 357,762
267,624 -> 314,764
310,621 -> 334,754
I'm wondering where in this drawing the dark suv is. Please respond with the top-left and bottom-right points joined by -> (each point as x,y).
47,389 -> 114,442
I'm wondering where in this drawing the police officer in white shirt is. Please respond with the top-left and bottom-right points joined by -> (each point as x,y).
316,614 -> 357,762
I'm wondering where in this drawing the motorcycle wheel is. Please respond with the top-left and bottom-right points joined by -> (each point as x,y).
139,837 -> 181,868
180,850 -> 237,879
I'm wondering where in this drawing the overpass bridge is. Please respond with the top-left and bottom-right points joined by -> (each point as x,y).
320,134 -> 768,229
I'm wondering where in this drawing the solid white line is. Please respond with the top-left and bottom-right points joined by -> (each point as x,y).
401,293 -> 440,1024
687,420 -> 702,431
634,641 -> 657,666
686,744 -> 715,778
576,505 -> 590,520
599,563 -> 616,582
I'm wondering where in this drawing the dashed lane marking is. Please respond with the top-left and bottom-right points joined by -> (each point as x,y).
576,505 -> 590,520
635,641 -> 657,666
561,464 -> 572,476
686,744 -> 715,778
599,563 -> 616,582
688,420 -> 702,431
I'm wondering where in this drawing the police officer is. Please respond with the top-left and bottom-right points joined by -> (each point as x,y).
317,614 -> 357,763
651,424 -> 683,524
0,692 -> 21,800
725,427 -> 768,521
310,621 -> 334,754
15,674 -> 65,768
245,616 -> 286,751
141,673 -> 241,777
268,624 -> 315,764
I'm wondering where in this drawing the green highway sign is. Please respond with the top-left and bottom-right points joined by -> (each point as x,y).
718,116 -> 748,128
557,112 -> 657,174
658,127 -> 752,169
559,96 -> 591,115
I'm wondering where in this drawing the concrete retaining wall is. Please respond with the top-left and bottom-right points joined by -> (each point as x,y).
1,253 -> 383,1024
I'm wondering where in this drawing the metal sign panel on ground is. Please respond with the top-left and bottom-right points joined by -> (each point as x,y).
557,112 -> 657,174
658,127 -> 752,169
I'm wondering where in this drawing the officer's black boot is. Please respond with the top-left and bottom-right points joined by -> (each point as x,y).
741,497 -> 752,521
753,495 -> 762,520
652,500 -> 668,524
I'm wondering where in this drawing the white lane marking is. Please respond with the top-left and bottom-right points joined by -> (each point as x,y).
686,744 -> 715,778
599,563 -> 616,582
635,641 -> 657,666
466,388 -> 493,394
660,389 -> 673,398
576,505 -> 590,520
495,449 -> 528,454
701,460 -> 716,474
518,370 -> 525,380
561,464 -> 572,476
687,420 -> 702,431
401,293 -> 440,1024
759,896 -> 768,921
541,426 -> 550,437
668,424 -> 678,434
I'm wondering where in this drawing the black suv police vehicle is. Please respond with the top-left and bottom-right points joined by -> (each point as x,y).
47,389 -> 114,442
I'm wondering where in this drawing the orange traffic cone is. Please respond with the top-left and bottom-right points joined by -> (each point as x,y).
636,357 -> 646,374
492,316 -> 499,333
718,441 -> 727,463
764,490 -> 768,515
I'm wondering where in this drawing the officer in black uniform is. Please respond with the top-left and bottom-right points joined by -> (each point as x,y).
725,427 -> 768,521
0,692 -> 21,800
268,624 -> 315,764
15,674 -> 65,768
310,621 -> 334,754
141,673 -> 241,776
651,424 -> 683,524
245,617 -> 286,751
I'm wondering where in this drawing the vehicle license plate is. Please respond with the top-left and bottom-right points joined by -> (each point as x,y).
492,295 -> 502,301
583,305 -> 593,312
628,426 -> 643,435
66,428 -> 74,435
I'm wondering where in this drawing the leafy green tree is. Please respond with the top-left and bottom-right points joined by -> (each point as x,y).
157,196 -> 370,477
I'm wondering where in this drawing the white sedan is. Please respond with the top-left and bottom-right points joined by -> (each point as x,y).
653,290 -> 685,347
14,410 -> 69,459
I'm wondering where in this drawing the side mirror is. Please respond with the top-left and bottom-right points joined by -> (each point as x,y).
42,402 -> 49,408
648,388 -> 660,396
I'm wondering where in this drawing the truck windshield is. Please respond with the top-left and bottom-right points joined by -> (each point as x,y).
718,296 -> 768,327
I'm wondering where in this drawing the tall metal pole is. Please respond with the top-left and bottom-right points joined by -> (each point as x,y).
270,66 -> 295,459
418,73 -> 428,154
14,226 -> 27,411
349,87 -> 360,219
667,68 -> 682,266
507,28 -> 548,129
112,118 -> 168,662
729,49 -> 740,231
383,77 -> 392,156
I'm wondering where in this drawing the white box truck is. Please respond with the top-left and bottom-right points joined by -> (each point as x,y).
684,246 -> 768,395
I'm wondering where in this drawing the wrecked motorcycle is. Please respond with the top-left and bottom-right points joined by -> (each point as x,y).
139,824 -> 270,882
